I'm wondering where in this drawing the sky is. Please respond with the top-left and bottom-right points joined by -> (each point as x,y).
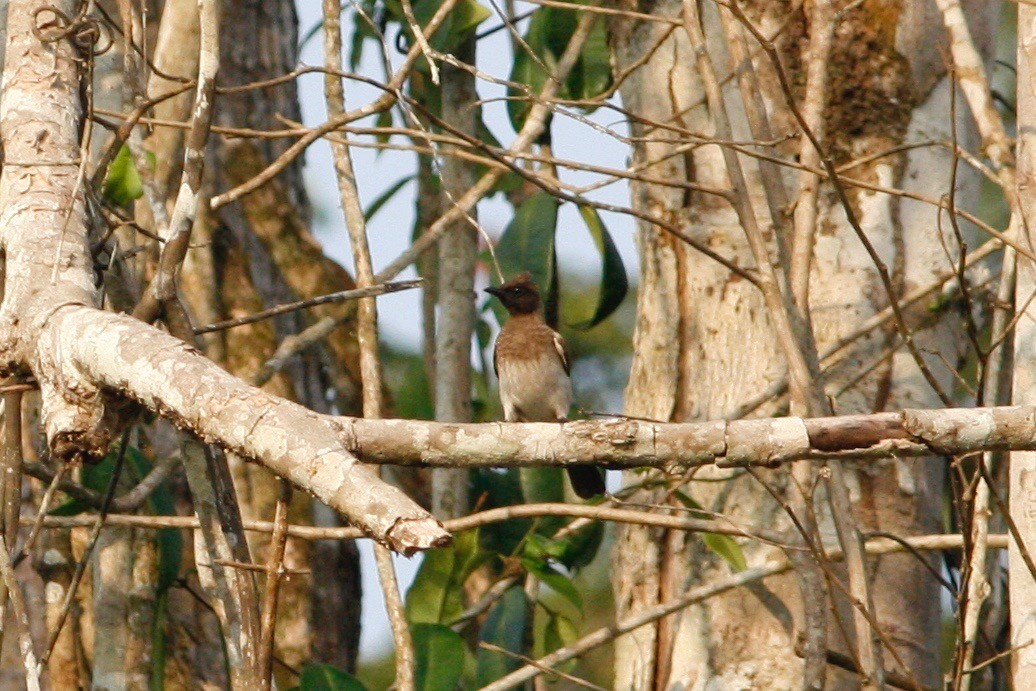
293,1 -> 639,662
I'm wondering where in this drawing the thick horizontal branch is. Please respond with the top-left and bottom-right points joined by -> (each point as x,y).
331,406 -> 1036,468
49,306 -> 448,555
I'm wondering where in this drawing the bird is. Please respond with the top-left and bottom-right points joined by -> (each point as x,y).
485,272 -> 605,499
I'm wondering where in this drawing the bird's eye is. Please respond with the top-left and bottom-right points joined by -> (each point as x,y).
509,287 -> 521,294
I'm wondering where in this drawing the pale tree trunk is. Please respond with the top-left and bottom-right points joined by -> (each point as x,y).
612,0 -> 997,687
1012,3 -> 1036,687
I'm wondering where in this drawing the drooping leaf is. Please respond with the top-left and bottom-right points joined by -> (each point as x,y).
570,206 -> 629,329
103,145 -> 147,207
296,663 -> 368,691
364,175 -> 414,222
406,529 -> 484,624
673,491 -> 747,572
492,191 -> 558,324
506,5 -> 613,131
541,610 -> 579,662
472,468 -> 531,556
506,46 -> 552,133
702,532 -> 748,572
522,556 -> 582,613
413,623 -> 466,691
552,518 -> 604,572
476,587 -> 529,685
569,17 -> 612,101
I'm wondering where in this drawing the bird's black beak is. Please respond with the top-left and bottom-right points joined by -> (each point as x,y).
485,286 -> 503,298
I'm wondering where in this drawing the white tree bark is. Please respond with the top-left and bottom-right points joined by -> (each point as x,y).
610,0 -> 997,686
1012,4 -> 1036,686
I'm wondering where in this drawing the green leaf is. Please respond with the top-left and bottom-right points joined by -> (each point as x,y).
522,557 -> 582,613
518,467 -> 565,505
570,206 -> 629,329
476,587 -> 529,685
472,469 -> 531,556
349,2 -> 380,70
673,492 -> 747,572
541,611 -> 578,660
505,6 -> 612,131
493,192 -> 558,324
103,144 -> 147,206
413,623 -> 466,691
389,0 -> 490,57
506,47 -> 550,133
364,175 -> 414,222
569,18 -> 612,102
702,532 -> 748,572
552,519 -> 604,572
406,529 -> 484,624
375,109 -> 395,148
297,663 -> 367,691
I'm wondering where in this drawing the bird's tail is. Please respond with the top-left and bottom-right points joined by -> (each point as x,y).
567,465 -> 606,499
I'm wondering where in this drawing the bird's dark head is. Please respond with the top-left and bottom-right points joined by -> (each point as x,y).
485,272 -> 541,315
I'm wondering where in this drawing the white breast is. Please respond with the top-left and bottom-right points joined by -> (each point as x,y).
497,354 -> 573,422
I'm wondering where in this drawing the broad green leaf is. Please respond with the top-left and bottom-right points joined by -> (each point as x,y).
364,175 -> 414,222
522,557 -> 582,612
506,48 -> 550,133
506,5 -> 612,131
406,529 -> 483,624
673,491 -> 747,572
476,587 -> 529,685
524,533 -> 569,561
103,145 -> 148,206
413,623 -> 465,691
541,611 -> 578,661
569,18 -> 612,102
570,206 -> 629,329
553,519 -> 604,571
472,469 -> 531,556
493,191 -> 558,305
297,663 -> 367,691
518,467 -> 565,504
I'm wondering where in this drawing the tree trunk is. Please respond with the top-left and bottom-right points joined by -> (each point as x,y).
611,0 -> 998,686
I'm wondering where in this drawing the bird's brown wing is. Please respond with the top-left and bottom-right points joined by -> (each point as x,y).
552,330 -> 570,376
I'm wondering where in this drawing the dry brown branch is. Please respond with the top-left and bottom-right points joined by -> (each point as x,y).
193,279 -> 421,335
258,481 -> 292,690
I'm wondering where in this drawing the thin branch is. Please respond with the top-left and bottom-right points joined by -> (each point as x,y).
324,1 -> 415,687
193,279 -> 422,335
0,534 -> 40,691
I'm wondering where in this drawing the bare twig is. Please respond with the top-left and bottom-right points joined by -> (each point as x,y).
324,1 -> 415,686
193,279 -> 422,335
0,534 -> 40,690
258,481 -> 292,689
